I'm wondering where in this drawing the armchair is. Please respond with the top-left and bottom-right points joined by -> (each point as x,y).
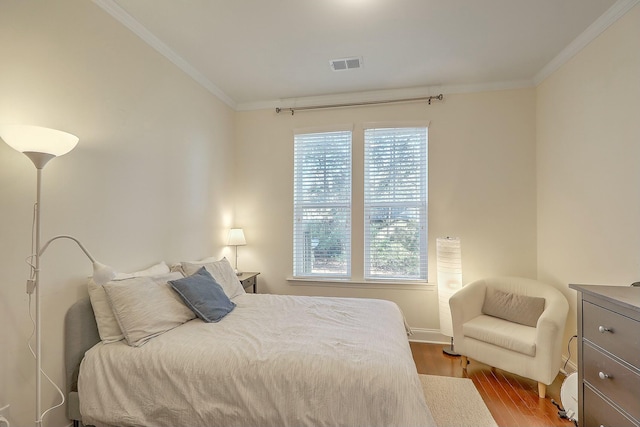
449,276 -> 568,398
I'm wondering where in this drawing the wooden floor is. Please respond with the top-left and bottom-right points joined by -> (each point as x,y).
410,342 -> 575,427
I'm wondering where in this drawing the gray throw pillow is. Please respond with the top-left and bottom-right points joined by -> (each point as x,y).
481,287 -> 545,327
169,267 -> 236,323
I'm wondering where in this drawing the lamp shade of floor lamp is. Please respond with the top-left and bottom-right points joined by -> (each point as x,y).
227,228 -> 246,274
0,124 -> 78,168
1,125 -> 113,427
437,236 -> 463,356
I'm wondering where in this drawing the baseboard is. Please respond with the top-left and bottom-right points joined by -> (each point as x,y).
560,355 -> 578,375
408,328 -> 449,344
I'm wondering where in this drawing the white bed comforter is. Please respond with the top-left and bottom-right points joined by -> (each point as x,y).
79,294 -> 435,427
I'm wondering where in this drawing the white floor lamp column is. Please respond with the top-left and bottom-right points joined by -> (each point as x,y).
437,236 -> 463,356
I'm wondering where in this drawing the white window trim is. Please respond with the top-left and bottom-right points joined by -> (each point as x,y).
362,120 -> 431,130
286,276 -> 432,291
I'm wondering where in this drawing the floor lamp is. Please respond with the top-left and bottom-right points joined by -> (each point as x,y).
0,125 -> 114,427
437,236 -> 463,356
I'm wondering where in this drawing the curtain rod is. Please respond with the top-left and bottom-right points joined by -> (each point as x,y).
275,94 -> 443,115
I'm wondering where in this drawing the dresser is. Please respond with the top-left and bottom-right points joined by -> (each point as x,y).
569,284 -> 640,427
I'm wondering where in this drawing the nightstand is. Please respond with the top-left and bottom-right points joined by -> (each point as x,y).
238,272 -> 260,293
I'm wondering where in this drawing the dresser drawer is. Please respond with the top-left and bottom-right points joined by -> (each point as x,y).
583,301 -> 640,367
583,385 -> 638,427
584,343 -> 640,421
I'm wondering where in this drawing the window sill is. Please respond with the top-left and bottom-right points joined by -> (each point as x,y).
287,277 -> 434,291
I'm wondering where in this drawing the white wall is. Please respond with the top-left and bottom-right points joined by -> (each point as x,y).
0,1 -> 236,426
235,89 -> 538,337
537,5 -> 640,361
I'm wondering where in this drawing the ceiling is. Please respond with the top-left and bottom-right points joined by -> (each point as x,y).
96,0 -> 626,110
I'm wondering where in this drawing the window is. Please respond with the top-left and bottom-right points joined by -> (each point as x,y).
364,127 -> 428,280
292,125 -> 428,282
293,130 -> 352,278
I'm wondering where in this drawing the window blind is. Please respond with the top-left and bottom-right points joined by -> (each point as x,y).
293,130 -> 352,278
364,127 -> 428,280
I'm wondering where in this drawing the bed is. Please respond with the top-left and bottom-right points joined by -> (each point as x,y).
65,260 -> 435,427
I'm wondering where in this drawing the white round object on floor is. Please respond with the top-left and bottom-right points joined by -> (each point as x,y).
561,372 -> 579,422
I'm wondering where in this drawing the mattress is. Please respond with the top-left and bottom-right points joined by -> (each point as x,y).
78,293 -> 435,427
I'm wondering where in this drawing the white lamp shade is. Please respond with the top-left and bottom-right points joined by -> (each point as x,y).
437,237 -> 463,338
0,125 -> 79,156
92,262 -> 116,286
227,228 -> 247,246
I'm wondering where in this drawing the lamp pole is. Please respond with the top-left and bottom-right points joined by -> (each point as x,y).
22,152 -> 56,427
227,228 -> 246,274
34,167 -> 43,427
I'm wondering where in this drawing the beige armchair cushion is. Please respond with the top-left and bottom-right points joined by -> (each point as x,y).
482,287 -> 545,327
463,314 -> 537,356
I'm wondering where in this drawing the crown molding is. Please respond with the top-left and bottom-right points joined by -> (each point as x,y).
534,0 -> 640,85
92,0 -> 237,109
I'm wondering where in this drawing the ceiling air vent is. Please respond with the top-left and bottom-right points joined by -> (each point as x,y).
330,56 -> 363,71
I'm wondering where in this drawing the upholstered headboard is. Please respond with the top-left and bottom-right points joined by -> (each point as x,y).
64,297 -> 100,423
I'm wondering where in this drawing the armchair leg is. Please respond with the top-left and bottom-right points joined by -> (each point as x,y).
538,382 -> 546,398
461,356 -> 468,369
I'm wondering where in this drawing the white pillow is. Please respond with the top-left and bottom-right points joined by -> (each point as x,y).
170,257 -> 216,275
113,261 -> 170,280
103,274 -> 195,347
181,257 -> 245,299
87,262 -> 174,343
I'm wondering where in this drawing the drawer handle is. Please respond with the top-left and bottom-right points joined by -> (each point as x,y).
598,371 -> 611,380
598,326 -> 612,333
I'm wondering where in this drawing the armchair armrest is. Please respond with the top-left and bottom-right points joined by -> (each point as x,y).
449,280 -> 486,321
449,280 -> 487,352
534,290 -> 569,383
